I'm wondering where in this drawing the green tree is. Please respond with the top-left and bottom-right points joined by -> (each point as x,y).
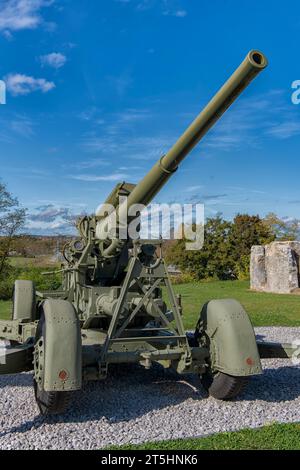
166,216 -> 235,280
263,212 -> 299,241
0,182 -> 26,275
166,213 -> 275,281
229,214 -> 275,279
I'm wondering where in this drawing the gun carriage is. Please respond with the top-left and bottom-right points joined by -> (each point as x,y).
1,50 -> 296,415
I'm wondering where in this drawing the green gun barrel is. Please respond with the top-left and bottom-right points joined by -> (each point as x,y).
98,50 -> 268,254
127,50 -> 267,206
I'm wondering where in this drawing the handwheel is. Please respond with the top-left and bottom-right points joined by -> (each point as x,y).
33,313 -> 71,415
201,370 -> 249,400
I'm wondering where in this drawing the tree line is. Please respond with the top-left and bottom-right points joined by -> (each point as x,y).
1,181 -> 299,286
0,182 -> 63,300
0,182 -> 26,278
165,213 -> 300,281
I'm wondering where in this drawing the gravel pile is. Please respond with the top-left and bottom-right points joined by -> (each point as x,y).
0,327 -> 300,450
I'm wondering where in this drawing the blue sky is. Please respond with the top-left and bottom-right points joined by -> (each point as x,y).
1,0 -> 300,234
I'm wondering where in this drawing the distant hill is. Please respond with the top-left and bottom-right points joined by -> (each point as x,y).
3,234 -> 74,258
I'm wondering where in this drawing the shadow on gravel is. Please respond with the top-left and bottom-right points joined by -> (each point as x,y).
1,363 -> 300,438
256,334 -> 267,341
0,364 -> 205,437
0,373 -> 32,389
242,365 -> 300,403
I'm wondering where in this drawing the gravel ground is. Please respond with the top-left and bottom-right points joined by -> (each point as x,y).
0,327 -> 300,450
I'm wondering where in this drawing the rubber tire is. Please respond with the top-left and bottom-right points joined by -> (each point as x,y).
33,313 -> 71,416
33,380 -> 71,416
201,371 -> 249,400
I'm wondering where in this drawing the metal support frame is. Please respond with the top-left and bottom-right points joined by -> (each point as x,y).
99,241 -> 191,367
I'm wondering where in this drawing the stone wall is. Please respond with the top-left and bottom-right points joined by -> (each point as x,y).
250,241 -> 300,294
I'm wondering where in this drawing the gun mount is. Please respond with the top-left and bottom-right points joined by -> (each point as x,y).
2,50 -> 294,418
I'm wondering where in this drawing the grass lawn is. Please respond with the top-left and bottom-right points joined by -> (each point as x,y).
8,257 -> 36,267
8,256 -> 59,268
109,423 -> 300,450
1,280 -> 300,327
170,280 -> 300,330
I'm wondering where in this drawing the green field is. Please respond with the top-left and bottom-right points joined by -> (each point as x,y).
8,256 -> 59,268
110,423 -> 300,450
1,279 -> 300,327
170,280 -> 300,329
8,257 -> 37,267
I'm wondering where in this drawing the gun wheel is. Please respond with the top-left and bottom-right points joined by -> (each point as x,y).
201,371 -> 249,400
33,314 -> 71,416
33,380 -> 71,416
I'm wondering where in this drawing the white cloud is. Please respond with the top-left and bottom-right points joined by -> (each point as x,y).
82,135 -> 171,160
174,10 -> 186,17
0,112 -> 35,142
5,73 -> 55,96
185,185 -> 204,193
266,122 -> 300,139
40,52 -> 67,69
10,115 -> 35,137
109,71 -> 133,97
0,0 -> 54,33
70,173 -> 129,182
71,158 -> 110,170
199,90 -> 300,151
115,108 -> 151,123
163,9 -> 187,17
116,0 -> 188,17
2,29 -> 13,39
136,0 -> 153,10
25,202 -> 86,235
78,107 -> 99,122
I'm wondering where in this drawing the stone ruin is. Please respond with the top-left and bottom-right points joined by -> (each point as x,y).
250,241 -> 300,294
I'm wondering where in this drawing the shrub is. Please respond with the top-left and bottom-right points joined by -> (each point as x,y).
0,265 -> 61,300
0,278 -> 14,300
235,255 -> 250,281
17,267 -> 61,291
170,272 -> 197,284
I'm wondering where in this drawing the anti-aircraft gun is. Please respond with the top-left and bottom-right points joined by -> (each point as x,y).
1,50 -> 297,416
